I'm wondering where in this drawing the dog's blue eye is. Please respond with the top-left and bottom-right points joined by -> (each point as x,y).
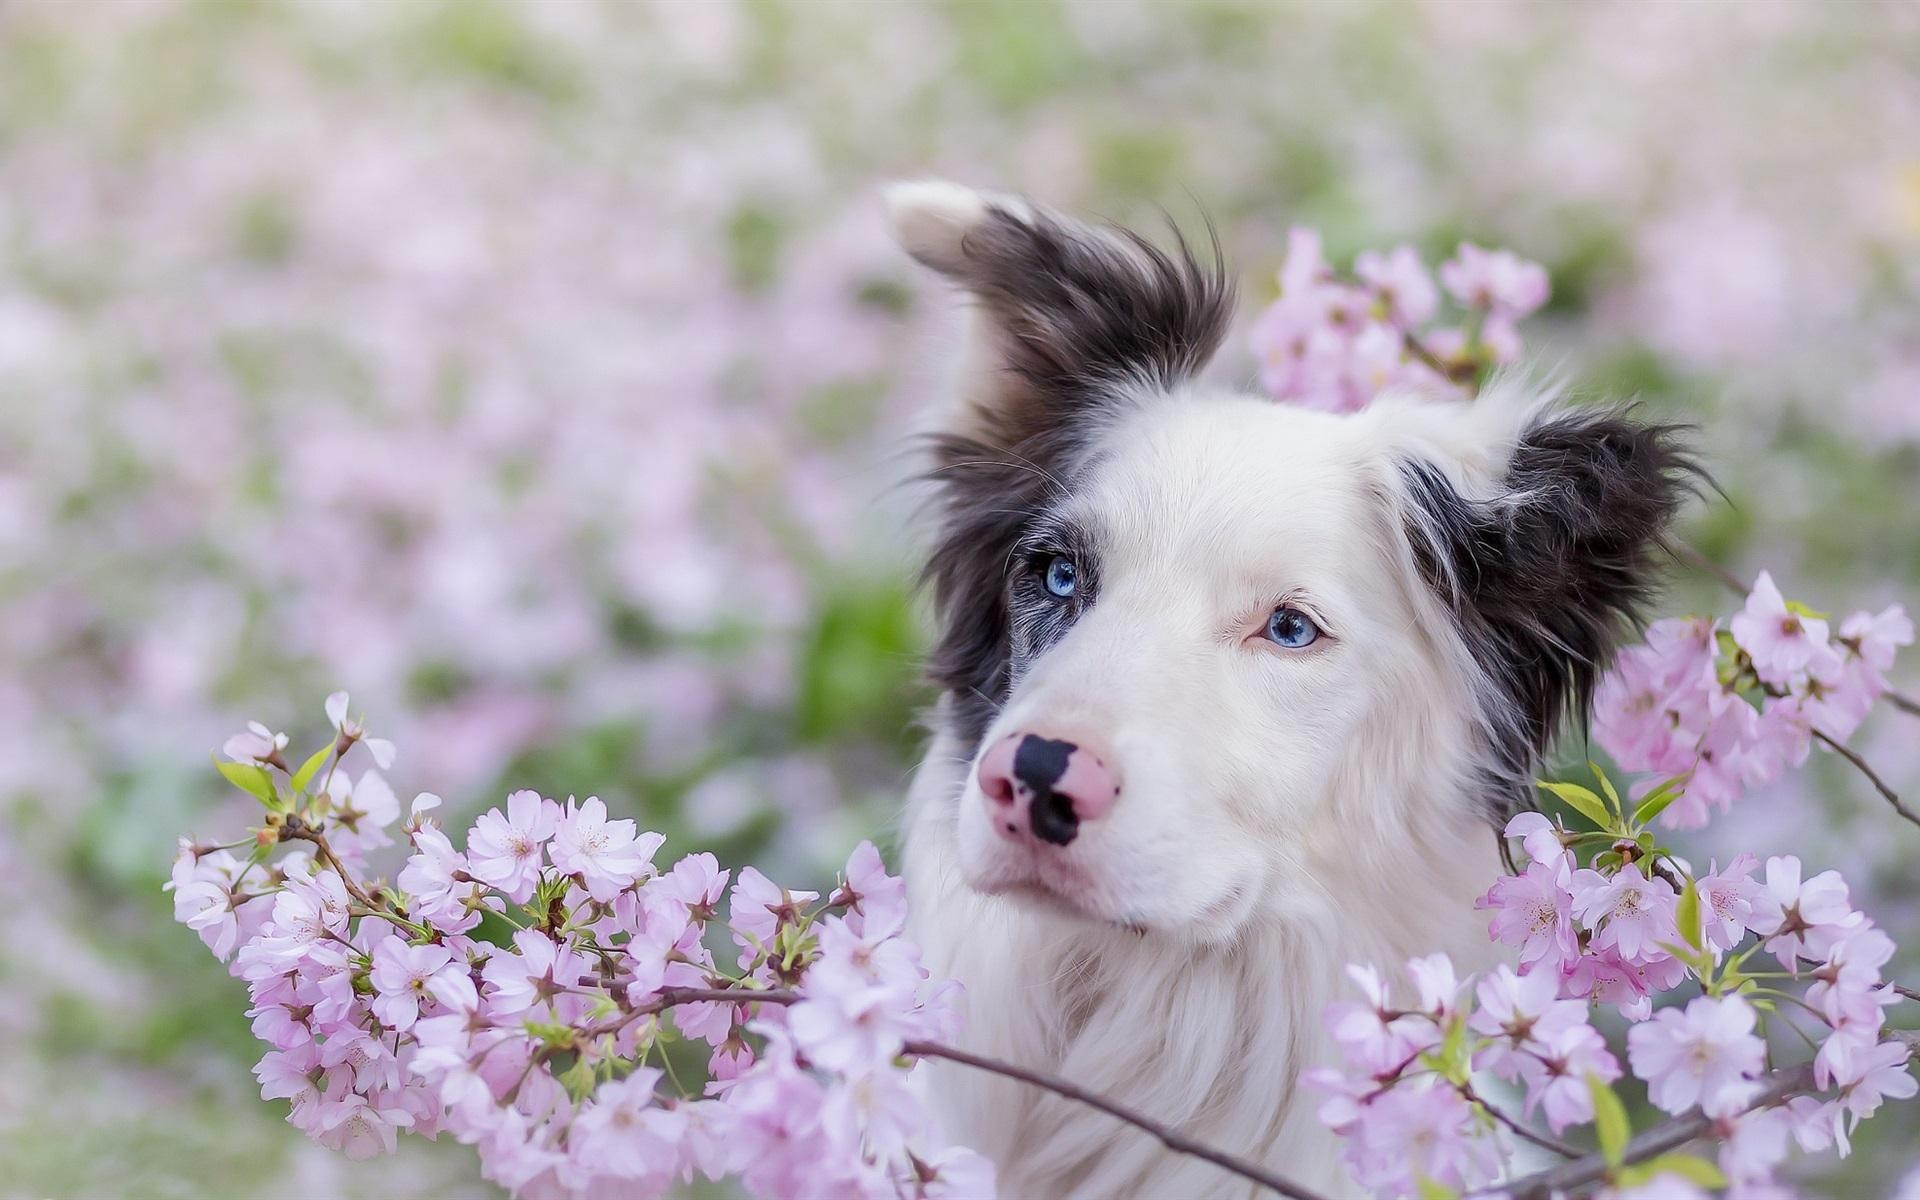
1043,555 -> 1078,599
1265,606 -> 1320,648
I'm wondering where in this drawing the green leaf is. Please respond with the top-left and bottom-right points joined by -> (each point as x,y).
1590,762 -> 1622,816
1538,781 -> 1614,831
1588,1075 -> 1631,1171
290,744 -> 334,794
213,756 -> 280,808
1415,1177 -> 1458,1200
469,908 -> 521,948
1634,1154 -> 1726,1189
1785,599 -> 1830,621
1632,777 -> 1687,827
1676,878 -> 1704,952
1655,941 -> 1712,978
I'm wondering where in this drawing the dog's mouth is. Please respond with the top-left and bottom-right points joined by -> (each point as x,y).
970,868 -> 1154,934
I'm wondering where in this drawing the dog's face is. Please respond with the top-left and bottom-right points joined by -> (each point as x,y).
891,183 -> 1690,945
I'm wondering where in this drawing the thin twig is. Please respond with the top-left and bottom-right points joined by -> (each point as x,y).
905,1039 -> 1335,1200
1489,1031 -> 1920,1200
1669,540 -> 1753,596
1482,1065 -> 1816,1200
279,820 -> 377,910
617,987 -> 1331,1200
1402,329 -> 1476,384
1459,1081 -> 1581,1158
1813,729 -> 1920,831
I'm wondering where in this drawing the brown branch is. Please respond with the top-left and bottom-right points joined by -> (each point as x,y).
278,819 -> 377,910
1402,329 -> 1477,384
610,986 -> 1331,1200
905,1038 -> 1334,1200
1814,729 -> 1920,831
1460,1081 -> 1582,1159
1482,1063 -> 1816,1200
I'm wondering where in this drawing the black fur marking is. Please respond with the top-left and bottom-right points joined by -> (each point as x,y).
917,200 -> 1234,752
1402,407 -> 1703,823
1015,735 -> 1082,846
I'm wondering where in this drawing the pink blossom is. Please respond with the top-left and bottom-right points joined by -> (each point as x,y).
466,790 -> 560,904
729,866 -> 819,965
836,840 -> 907,940
1601,1175 -> 1711,1200
1342,1080 -> 1504,1197
1626,995 -> 1766,1117
314,1090 -> 414,1160
1502,811 -> 1570,867
550,795 -> 661,901
1571,863 -> 1679,963
1561,946 -> 1686,1022
922,1146 -> 998,1198
1520,1022 -> 1622,1133
568,1069 -> 682,1183
1327,963 -> 1431,1076
1746,855 -> 1863,966
481,929 -> 589,1017
790,919 -> 933,1073
1805,924 -> 1897,1032
327,690 -> 396,769
1814,1031 -> 1917,1126
328,769 -> 401,860
1695,856 -> 1759,952
223,720 -> 289,765
1438,242 -> 1548,317
660,851 -> 729,914
369,937 -> 460,1032
1719,1106 -> 1793,1187
1729,572 -> 1835,686
397,824 -> 484,933
1354,245 -> 1439,327
254,1044 -> 322,1116
1838,603 -> 1913,677
1479,855 -> 1579,968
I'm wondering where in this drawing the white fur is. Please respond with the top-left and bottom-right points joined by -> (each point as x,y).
892,186 -> 1527,1198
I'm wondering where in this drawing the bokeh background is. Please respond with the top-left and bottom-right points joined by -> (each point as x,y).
1,0 -> 1916,1196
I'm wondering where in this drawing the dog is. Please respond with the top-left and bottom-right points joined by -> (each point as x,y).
885,182 -> 1693,1198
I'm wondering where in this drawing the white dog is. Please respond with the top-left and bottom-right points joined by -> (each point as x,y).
886,182 -> 1692,1198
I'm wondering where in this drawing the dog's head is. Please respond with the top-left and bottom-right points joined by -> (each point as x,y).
891,182 -> 1694,945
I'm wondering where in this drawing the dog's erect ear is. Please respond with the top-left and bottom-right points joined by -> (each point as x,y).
885,180 -> 1234,451
888,182 -> 1235,750
1393,394 -> 1701,819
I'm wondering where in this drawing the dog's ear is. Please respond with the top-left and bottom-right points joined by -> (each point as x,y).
1387,390 -> 1701,817
886,180 -> 1234,452
887,182 -> 1235,749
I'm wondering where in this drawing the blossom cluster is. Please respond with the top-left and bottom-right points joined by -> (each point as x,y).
1594,572 -> 1913,828
171,695 -> 992,1199
1249,229 -> 1549,412
1315,776 -> 1913,1200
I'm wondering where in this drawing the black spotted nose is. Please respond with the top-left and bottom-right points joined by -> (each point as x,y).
977,731 -> 1121,847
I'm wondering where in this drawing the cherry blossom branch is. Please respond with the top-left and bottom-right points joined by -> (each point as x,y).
624,987 -> 1333,1200
1671,541 -> 1920,719
1487,1030 -> 1920,1200
1457,1081 -> 1581,1158
1402,330 -> 1475,384
1480,1063 -> 1816,1200
1812,729 -> 1920,830
277,817 -> 378,910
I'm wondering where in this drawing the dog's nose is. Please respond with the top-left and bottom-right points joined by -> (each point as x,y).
977,732 -> 1120,847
